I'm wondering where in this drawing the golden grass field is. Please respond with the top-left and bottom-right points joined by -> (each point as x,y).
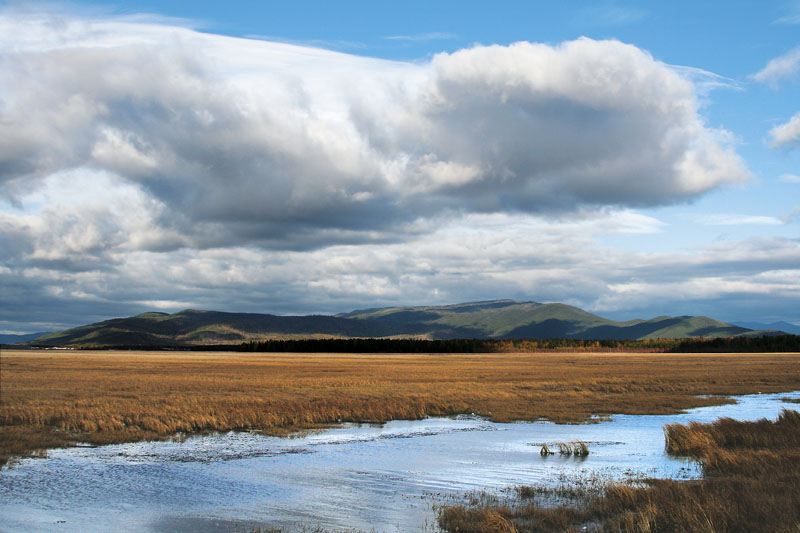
1,349 -> 799,465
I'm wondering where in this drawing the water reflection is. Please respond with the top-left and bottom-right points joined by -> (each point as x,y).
1,392 -> 798,532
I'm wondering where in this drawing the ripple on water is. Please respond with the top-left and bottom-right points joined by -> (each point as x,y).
1,391 -> 798,532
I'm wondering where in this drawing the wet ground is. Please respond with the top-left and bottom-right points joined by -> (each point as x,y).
1,391 -> 798,532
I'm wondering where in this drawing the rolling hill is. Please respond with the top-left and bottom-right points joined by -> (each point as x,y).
23,300 -> 780,348
339,301 -> 760,340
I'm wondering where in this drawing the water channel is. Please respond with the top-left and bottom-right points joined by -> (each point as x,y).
2,391 -> 798,532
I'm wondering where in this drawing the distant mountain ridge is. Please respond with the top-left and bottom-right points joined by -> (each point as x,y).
733,321 -> 800,336
24,300 -> 784,348
0,331 -> 52,345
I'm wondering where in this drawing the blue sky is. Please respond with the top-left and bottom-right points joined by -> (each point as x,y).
0,0 -> 798,332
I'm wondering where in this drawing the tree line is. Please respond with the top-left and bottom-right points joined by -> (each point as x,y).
30,334 -> 798,353
238,335 -> 800,353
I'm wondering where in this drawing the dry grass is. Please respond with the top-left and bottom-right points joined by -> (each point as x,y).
438,409 -> 800,532
1,350 -> 799,466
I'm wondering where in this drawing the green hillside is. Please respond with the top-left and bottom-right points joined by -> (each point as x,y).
28,300 -> 772,348
342,300 -> 753,340
342,300 -> 611,338
31,309 -> 421,347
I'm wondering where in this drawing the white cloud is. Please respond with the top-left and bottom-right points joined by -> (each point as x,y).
669,65 -> 743,98
752,46 -> 800,86
602,272 -> 800,307
0,14 -> 748,254
589,238 -> 800,320
4,205 -> 800,328
699,214 -> 784,226
134,299 -> 195,309
769,112 -> 800,149
780,173 -> 800,183
4,10 -> 789,331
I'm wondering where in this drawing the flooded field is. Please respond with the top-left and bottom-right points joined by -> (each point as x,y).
2,391 -> 798,532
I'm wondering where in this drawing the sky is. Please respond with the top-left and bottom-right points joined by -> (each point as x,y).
1,0 -> 799,333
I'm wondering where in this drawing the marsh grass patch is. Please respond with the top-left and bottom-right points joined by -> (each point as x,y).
439,409 -> 800,532
1,350 -> 798,466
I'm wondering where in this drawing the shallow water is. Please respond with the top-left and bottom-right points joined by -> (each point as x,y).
2,391 -> 798,532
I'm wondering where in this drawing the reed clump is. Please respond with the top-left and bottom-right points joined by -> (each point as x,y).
548,441 -> 589,457
437,507 -> 518,533
1,350 -> 798,466
439,409 -> 800,532
556,442 -> 572,456
572,441 -> 589,457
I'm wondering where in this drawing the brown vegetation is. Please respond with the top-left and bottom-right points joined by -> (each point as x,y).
438,409 -> 800,532
1,350 -> 798,466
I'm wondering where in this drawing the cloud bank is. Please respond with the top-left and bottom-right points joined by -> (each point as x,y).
3,11 -> 784,331
3,211 -> 799,331
0,14 -> 747,253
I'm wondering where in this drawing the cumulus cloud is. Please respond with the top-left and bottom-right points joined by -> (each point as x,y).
0,13 -> 748,254
769,112 -> 800,149
4,10 -> 781,332
752,46 -> 800,86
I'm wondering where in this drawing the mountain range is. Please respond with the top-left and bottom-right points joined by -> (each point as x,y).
19,300 -> 786,348
733,321 -> 800,336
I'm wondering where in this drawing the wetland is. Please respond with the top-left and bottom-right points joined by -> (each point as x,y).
1,392 -> 798,531
1,350 -> 799,531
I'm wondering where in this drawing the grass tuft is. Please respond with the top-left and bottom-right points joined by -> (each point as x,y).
438,507 -> 518,533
